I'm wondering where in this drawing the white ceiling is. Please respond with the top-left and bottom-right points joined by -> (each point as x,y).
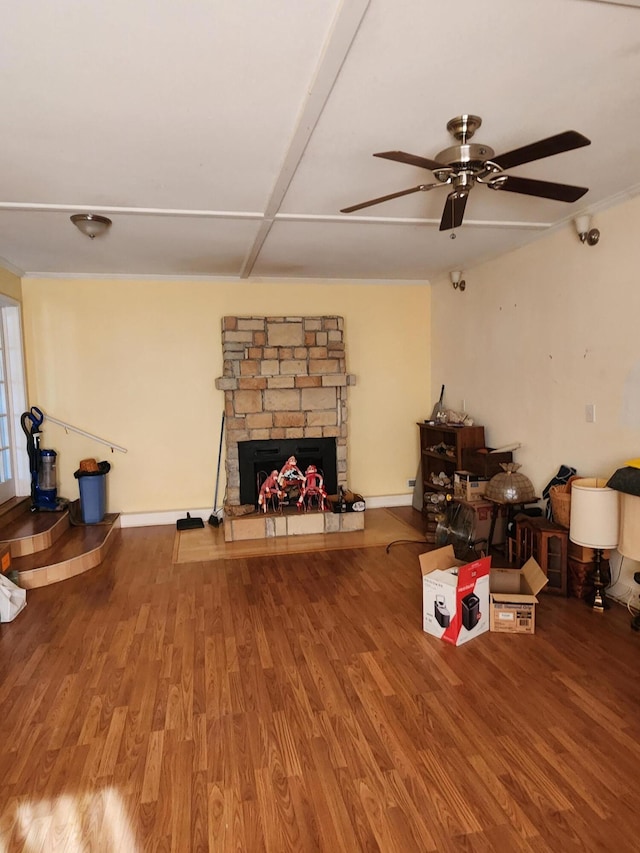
2,0 -> 640,282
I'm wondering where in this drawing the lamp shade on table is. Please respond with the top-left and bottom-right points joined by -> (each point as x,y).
618,492 -> 640,560
569,478 -> 619,549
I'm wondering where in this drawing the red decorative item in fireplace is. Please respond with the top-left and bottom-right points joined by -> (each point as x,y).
297,464 -> 328,512
257,470 -> 284,514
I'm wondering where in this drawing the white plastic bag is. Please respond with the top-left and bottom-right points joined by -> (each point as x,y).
0,574 -> 26,622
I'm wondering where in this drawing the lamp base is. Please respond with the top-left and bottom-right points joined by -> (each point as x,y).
586,586 -> 609,612
587,548 -> 609,612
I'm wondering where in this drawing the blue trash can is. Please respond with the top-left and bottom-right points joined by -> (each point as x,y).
74,461 -> 110,523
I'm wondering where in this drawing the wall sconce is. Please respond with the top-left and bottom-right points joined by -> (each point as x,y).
574,214 -> 600,246
70,213 -> 112,239
450,270 -> 466,291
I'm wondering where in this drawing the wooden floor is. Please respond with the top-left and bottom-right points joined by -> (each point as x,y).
1,508 -> 639,852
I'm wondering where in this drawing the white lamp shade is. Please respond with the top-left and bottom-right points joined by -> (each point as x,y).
618,492 -> 640,560
569,478 -> 619,549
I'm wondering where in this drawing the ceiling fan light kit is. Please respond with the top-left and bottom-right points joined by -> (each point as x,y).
341,115 -> 591,232
574,214 -> 600,246
70,213 -> 112,239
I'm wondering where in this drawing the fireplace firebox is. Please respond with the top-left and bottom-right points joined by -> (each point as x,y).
238,437 -> 337,509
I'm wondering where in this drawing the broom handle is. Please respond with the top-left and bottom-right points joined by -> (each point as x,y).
213,412 -> 225,511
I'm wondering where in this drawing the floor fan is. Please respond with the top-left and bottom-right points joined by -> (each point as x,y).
435,501 -> 485,559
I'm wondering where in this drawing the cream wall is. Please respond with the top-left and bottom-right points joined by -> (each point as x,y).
430,193 -> 640,599
0,267 -> 22,302
20,279 -> 430,514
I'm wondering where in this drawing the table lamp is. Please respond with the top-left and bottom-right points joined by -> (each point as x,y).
569,478 -> 619,612
618,491 -> 640,629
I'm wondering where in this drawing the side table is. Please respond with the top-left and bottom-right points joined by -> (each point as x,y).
515,515 -> 568,595
484,496 -> 541,558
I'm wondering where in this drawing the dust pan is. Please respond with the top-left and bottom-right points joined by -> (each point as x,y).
177,513 -> 205,531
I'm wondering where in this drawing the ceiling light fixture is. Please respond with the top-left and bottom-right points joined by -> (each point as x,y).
450,270 -> 466,291
70,213 -> 112,239
574,214 -> 599,246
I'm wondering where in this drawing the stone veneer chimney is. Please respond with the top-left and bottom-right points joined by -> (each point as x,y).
215,316 -> 356,509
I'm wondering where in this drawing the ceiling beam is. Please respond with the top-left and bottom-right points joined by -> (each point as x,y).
239,0 -> 371,278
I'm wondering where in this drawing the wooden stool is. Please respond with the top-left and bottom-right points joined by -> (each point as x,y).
515,516 -> 568,595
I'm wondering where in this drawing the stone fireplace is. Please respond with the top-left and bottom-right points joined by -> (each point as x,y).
215,315 -> 362,541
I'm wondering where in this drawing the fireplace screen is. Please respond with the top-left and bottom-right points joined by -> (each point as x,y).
238,438 -> 337,509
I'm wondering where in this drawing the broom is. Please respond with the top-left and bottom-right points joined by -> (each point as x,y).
208,412 -> 225,527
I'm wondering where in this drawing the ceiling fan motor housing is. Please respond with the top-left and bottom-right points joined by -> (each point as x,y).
434,143 -> 497,183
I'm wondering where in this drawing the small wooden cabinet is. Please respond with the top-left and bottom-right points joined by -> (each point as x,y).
417,422 -> 485,508
515,516 -> 568,595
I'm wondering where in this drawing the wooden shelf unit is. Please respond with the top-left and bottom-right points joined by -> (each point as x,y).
417,422 -> 485,508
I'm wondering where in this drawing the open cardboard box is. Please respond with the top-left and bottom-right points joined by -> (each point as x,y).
489,558 -> 549,634
419,545 -> 491,646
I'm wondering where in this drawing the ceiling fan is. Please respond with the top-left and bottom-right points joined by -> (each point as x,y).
340,115 -> 591,231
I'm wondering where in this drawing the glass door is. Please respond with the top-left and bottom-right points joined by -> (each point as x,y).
0,300 -> 28,506
0,342 -> 12,503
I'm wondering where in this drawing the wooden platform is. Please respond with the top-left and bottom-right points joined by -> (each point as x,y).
174,507 -> 423,564
0,497 -> 120,588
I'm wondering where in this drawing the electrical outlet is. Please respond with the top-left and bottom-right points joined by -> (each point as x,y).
585,403 -> 596,423
608,583 -> 634,605
407,478 -> 416,488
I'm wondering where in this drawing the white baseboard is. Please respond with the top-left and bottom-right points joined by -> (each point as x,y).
119,494 -> 414,527
363,494 -> 413,509
120,509 -> 212,528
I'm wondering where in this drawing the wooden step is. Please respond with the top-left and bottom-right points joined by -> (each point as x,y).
0,504 -> 71,557
0,496 -> 121,588
12,513 -> 121,588
0,495 -> 32,526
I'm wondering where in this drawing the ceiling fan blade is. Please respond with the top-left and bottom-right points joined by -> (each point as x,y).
489,174 -> 588,202
439,191 -> 468,231
374,150 -> 447,172
491,130 -> 591,171
340,183 -> 441,214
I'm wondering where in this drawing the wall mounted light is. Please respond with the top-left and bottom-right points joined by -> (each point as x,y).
450,270 -> 466,291
70,213 -> 112,239
574,214 -> 600,246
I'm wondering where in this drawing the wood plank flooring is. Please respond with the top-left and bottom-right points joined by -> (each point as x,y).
1,508 -> 640,852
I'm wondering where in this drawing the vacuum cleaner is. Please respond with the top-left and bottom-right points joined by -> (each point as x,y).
20,406 -> 68,512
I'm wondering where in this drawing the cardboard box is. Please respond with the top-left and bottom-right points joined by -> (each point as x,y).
419,545 -> 491,646
489,558 -> 549,634
0,543 -> 10,575
454,471 -> 489,502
